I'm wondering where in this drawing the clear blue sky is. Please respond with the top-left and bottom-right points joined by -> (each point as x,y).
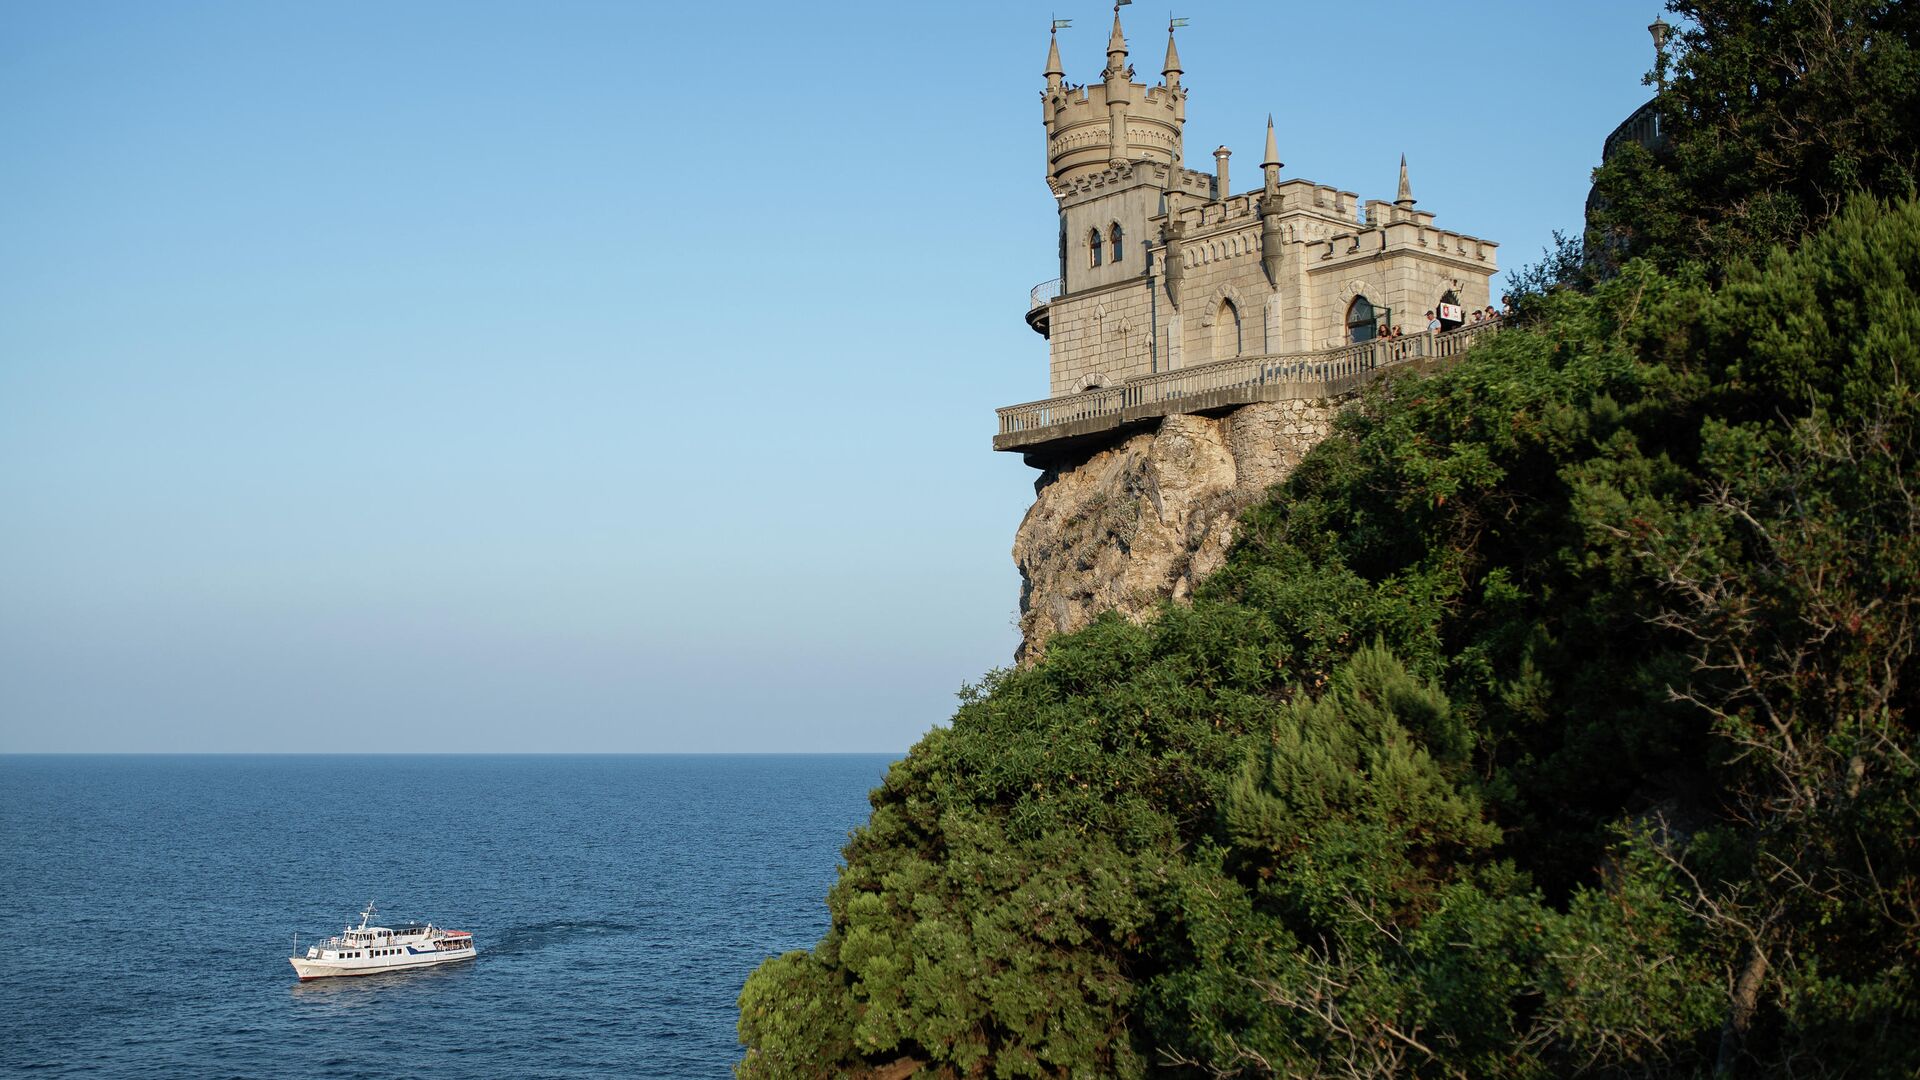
0,1 -> 1666,752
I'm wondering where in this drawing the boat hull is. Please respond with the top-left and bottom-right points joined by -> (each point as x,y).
290,950 -> 476,981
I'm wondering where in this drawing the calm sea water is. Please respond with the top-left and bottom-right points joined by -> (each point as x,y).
0,754 -> 893,1078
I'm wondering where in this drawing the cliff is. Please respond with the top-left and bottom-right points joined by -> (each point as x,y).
1012,398 -> 1339,664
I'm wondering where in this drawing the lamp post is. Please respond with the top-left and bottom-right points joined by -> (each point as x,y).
1649,15 -> 1672,90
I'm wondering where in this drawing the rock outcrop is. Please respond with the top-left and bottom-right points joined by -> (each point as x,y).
1013,398 -> 1340,664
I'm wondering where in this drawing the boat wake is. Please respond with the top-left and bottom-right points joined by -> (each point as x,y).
486,919 -> 640,958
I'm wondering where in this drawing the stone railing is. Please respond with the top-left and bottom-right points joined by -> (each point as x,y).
996,321 -> 1498,447
1029,277 -> 1063,311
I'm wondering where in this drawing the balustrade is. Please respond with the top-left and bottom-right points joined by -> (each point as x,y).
1029,277 -> 1063,311
997,321 -> 1497,438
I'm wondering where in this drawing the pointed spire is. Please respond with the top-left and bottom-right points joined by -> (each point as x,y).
1162,25 -> 1182,85
1395,153 -> 1416,207
1104,5 -> 1130,81
1261,116 -> 1283,196
1045,29 -> 1064,86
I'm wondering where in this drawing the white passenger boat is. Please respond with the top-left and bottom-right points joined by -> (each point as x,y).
290,902 -> 476,981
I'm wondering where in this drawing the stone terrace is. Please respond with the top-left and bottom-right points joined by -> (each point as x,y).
994,321 -> 1497,461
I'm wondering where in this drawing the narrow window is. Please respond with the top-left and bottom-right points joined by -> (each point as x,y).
1110,223 -> 1124,263
1089,228 -> 1103,267
1216,298 -> 1243,357
1347,296 -> 1378,343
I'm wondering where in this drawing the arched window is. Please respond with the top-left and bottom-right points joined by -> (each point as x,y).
1090,228 -> 1103,267
1215,298 -> 1242,358
1346,296 -> 1378,343
1109,223 -> 1124,263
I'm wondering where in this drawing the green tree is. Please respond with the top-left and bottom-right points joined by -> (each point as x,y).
1588,0 -> 1920,274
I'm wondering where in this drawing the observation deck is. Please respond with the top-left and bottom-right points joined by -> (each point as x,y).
1025,278 -> 1062,337
994,321 -> 1497,461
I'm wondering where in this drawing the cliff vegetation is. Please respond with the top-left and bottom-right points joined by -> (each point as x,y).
739,4 -> 1920,1075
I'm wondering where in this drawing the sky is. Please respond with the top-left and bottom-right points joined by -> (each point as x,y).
0,1 -> 1669,752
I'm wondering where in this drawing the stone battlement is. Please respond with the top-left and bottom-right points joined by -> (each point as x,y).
1049,160 -> 1213,202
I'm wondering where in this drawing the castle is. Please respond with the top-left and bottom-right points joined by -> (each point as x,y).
997,8 -> 1499,464
1001,8 -> 1502,663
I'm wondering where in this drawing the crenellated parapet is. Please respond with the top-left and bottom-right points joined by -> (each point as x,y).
1048,160 -> 1211,205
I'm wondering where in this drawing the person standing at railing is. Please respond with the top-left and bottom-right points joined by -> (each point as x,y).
1425,310 -> 1440,332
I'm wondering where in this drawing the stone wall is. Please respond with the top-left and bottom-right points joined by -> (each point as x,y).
1012,397 -> 1340,664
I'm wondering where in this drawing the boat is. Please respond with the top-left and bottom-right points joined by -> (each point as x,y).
289,902 -> 476,981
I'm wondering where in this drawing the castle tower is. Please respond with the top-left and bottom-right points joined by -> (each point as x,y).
1040,9 -> 1195,312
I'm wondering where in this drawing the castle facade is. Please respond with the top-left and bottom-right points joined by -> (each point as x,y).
1011,10 -> 1499,431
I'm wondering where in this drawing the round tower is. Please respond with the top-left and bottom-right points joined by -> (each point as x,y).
1041,10 -> 1185,188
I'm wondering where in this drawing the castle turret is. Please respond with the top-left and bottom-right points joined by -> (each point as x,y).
1041,7 -> 1185,188
1103,9 -> 1129,75
1102,11 -> 1132,163
1260,117 -> 1285,288
1261,116 -> 1283,194
1395,154 -> 1416,208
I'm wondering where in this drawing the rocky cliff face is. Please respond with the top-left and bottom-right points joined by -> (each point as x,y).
1013,398 -> 1341,664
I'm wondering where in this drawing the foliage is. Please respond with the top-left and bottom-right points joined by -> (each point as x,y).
738,195 -> 1920,1078
1500,229 -> 1586,315
1587,0 -> 1920,275
736,6 -> 1920,1064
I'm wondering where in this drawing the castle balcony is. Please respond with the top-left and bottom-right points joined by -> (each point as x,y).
1025,277 -> 1062,338
994,321 -> 1499,460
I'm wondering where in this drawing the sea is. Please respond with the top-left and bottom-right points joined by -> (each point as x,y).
0,754 -> 895,1078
